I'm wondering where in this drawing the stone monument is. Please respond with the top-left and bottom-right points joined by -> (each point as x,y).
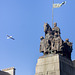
35,23 -> 75,75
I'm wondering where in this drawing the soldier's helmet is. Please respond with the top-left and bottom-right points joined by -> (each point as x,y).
40,36 -> 44,40
54,22 -> 57,27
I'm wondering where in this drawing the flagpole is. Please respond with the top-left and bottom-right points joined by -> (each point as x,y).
52,0 -> 54,28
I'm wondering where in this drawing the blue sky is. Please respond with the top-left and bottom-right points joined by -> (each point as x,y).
0,0 -> 75,75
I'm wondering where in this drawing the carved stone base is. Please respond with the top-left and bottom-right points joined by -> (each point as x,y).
35,54 -> 75,75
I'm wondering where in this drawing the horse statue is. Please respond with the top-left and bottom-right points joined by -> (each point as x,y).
40,23 -> 53,54
44,23 -> 52,36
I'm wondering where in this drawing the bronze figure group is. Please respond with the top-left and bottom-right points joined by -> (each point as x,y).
40,23 -> 72,60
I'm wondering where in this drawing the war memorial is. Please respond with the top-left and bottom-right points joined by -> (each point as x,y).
35,1 -> 75,75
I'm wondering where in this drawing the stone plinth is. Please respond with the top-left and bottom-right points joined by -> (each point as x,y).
73,60 -> 75,67
35,54 -> 75,75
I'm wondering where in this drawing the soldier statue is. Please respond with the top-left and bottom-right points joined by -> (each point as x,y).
40,36 -> 50,54
40,36 -> 45,53
39,22 -> 73,60
52,22 -> 60,36
63,39 -> 72,60
51,33 -> 63,53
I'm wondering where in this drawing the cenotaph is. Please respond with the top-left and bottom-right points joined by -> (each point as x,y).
35,23 -> 75,75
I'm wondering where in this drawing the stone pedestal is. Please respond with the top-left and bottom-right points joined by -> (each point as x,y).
35,54 -> 75,75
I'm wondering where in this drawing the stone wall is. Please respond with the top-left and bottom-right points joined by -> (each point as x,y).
72,60 -> 75,67
35,54 -> 60,75
35,54 -> 75,75
0,71 -> 10,75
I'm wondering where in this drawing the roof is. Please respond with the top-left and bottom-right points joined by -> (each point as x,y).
1,67 -> 15,71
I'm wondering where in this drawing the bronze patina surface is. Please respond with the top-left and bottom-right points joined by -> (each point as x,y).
40,23 -> 72,60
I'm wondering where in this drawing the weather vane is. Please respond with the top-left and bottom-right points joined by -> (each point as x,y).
52,0 -> 66,28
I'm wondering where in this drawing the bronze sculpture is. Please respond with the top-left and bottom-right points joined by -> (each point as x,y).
40,22 -> 73,60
